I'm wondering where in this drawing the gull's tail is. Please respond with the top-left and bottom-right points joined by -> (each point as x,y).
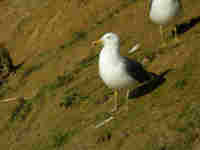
128,43 -> 141,54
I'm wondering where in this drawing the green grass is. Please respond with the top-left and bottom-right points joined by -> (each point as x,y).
72,31 -> 88,41
59,40 -> 74,49
96,128 -> 112,144
9,71 -> 74,122
173,61 -> 193,90
142,49 -> 156,63
175,79 -> 187,89
60,91 -> 76,108
50,129 -> 78,148
59,31 -> 88,49
79,53 -> 99,68
0,81 -> 9,98
168,103 -> 200,150
183,62 -> 193,78
177,103 -> 200,129
95,112 -> 112,124
127,0 -> 137,3
60,88 -> 89,109
22,63 -> 44,78
9,71 -> 75,122
46,72 -> 74,91
151,88 -> 163,98
34,71 -> 74,97
38,50 -> 50,57
10,98 -> 33,122
32,128 -> 79,150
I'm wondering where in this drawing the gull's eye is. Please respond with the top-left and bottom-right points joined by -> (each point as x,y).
107,36 -> 112,39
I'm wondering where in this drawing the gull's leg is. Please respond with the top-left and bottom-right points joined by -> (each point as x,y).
146,0 -> 150,17
125,89 -> 130,112
111,89 -> 119,113
159,25 -> 167,48
173,26 -> 180,43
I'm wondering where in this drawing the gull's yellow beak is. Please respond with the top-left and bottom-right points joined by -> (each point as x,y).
92,39 -> 102,46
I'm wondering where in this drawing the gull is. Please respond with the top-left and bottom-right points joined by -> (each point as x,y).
148,0 -> 183,46
92,33 -> 156,112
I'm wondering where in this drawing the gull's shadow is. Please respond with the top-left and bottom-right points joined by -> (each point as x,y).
0,43 -> 25,86
129,69 -> 173,99
175,16 -> 200,35
0,63 -> 24,86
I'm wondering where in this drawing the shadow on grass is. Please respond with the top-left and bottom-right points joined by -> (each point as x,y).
129,69 -> 173,99
0,43 -> 25,81
176,16 -> 200,36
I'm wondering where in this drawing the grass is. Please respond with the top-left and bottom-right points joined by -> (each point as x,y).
79,53 -> 99,68
38,50 -> 50,57
142,49 -> 156,63
173,61 -> 193,89
95,112 -> 112,124
50,129 -> 78,148
32,128 -> 79,150
151,88 -> 163,98
59,0 -> 134,50
72,31 -> 88,41
177,103 -> 200,129
21,63 -> 44,79
127,0 -> 137,3
9,71 -> 74,123
46,72 -> 74,91
103,87 -> 114,98
96,128 -> 112,144
59,41 -> 73,49
60,88 -> 89,109
10,98 -> 33,122
91,1 -> 134,29
182,62 -> 193,78
16,16 -> 31,33
31,71 -> 74,97
9,70 -> 75,123
60,91 -> 76,108
59,31 -> 88,49
175,79 -> 187,89
166,103 -> 200,150
0,81 -> 9,98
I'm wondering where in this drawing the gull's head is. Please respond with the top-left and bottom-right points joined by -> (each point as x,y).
92,32 -> 119,47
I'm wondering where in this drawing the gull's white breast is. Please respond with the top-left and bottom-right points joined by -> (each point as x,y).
150,0 -> 181,25
99,48 -> 136,89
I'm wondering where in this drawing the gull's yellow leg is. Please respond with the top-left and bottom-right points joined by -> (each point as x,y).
174,26 -> 180,43
159,25 -> 167,47
146,0 -> 150,17
126,89 -> 130,112
111,90 -> 118,112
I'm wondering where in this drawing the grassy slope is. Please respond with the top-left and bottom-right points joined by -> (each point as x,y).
0,0 -> 200,149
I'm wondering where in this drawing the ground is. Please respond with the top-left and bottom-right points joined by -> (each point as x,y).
0,0 -> 200,149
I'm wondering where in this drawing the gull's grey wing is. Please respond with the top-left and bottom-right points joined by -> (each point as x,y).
123,57 -> 155,83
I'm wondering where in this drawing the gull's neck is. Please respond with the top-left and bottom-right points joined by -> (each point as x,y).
100,42 -> 122,65
103,42 -> 120,57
